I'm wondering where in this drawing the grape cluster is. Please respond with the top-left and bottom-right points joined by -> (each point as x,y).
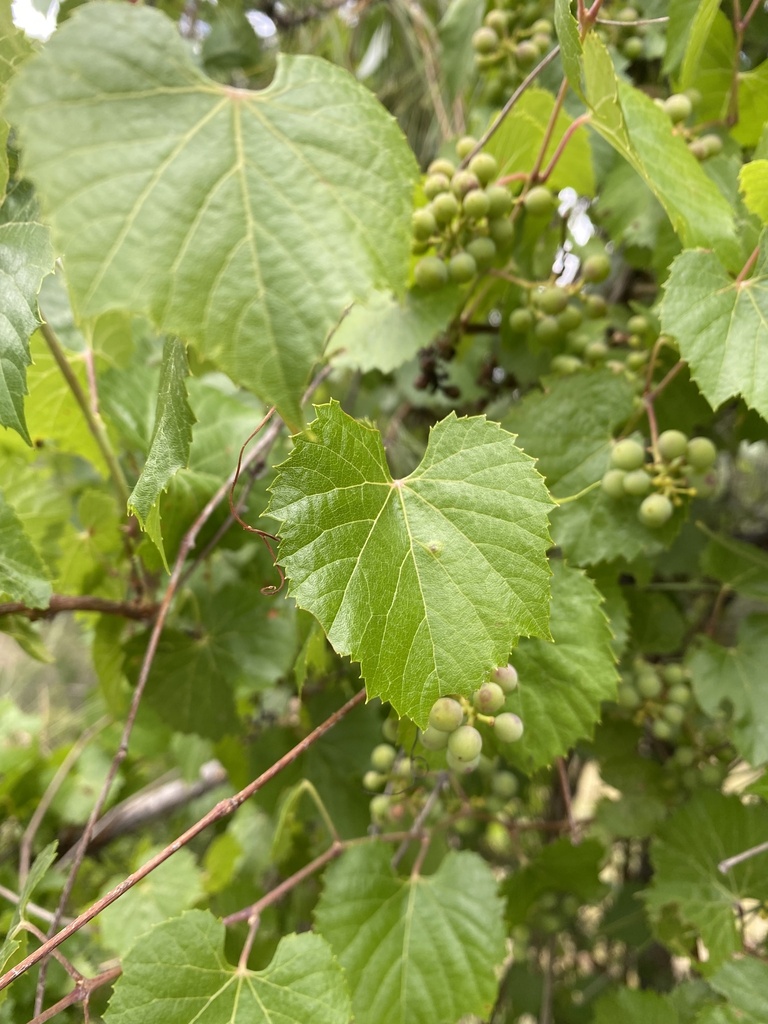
654,89 -> 723,161
597,5 -> 647,62
602,430 -> 718,527
617,659 -> 695,741
411,141 -> 514,290
419,663 -> 524,774
471,7 -> 554,103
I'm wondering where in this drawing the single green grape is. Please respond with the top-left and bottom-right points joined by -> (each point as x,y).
429,696 -> 464,732
431,191 -> 460,224
661,703 -> 686,727
668,683 -> 691,706
486,185 -> 512,218
582,253 -> 611,283
652,719 -> 674,741
611,438 -> 646,471
515,40 -> 539,66
674,745 -> 697,767
411,208 -> 437,241
617,683 -> 641,709
658,429 -> 689,461
465,236 -> 496,268
627,314 -> 649,335
424,173 -> 451,199
558,304 -> 583,332
468,152 -> 498,186
363,770 -> 387,791
550,354 -> 581,375
533,286 -> 569,315
523,186 -> 556,217
448,724 -> 483,761
583,294 -> 607,318
493,663 -> 519,692
601,468 -> 627,499
414,256 -> 448,290
472,26 -> 500,54
639,493 -> 674,527
636,671 -> 662,699
462,189 -> 491,219
420,725 -> 449,751
451,170 -> 481,197
473,681 -> 506,715
686,436 -> 717,470
489,217 -> 514,249
370,743 -> 396,773
428,157 -> 456,178
508,308 -> 534,334
446,749 -> 481,774
494,712 -> 524,743
448,252 -> 478,283
455,135 -> 477,159
623,468 -> 652,496
661,663 -> 685,686
491,770 -> 519,798
534,316 -> 561,344
663,93 -> 692,123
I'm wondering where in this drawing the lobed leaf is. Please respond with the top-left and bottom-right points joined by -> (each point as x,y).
314,845 -> 506,1024
0,488 -> 51,607
267,402 -> 553,725
5,2 -> 417,429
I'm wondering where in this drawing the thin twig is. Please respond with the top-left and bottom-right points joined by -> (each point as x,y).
0,689 -> 366,992
529,78 -> 569,185
0,595 -> 158,622
719,839 -> 768,874
0,886 -> 72,927
391,772 -> 448,868
28,965 -> 121,1024
538,113 -> 592,183
596,16 -> 668,25
39,320 -> 131,510
20,717 -> 109,884
18,922 -> 82,982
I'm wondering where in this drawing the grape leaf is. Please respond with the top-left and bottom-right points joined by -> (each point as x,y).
594,988 -> 679,1024
0,4 -> 33,201
5,2 -> 417,430
554,0 -> 583,99
643,791 -> 768,970
504,370 -> 682,566
267,402 -> 553,725
500,561 -> 618,772
699,526 -> 768,601
664,0 -> 707,74
678,0 -> 720,89
105,911 -> 351,1024
660,236 -> 768,420
485,87 -> 594,196
314,845 -> 506,1024
705,958 -> 768,1024
325,286 -> 460,374
688,615 -> 768,767
582,33 -> 739,267
0,488 -> 51,607
0,221 -> 55,445
739,160 -> 768,224
99,847 -> 204,957
127,337 -> 195,570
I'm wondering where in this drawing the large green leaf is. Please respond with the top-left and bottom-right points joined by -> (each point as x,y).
554,0 -> 583,98
5,2 -> 417,429
594,988 -> 679,1024
700,527 -> 768,602
582,33 -> 738,268
705,959 -> 768,1024
127,337 -> 195,569
485,87 -> 594,196
678,0 -> 720,89
0,221 -> 54,444
267,402 -> 553,725
643,791 -> 768,971
504,370 -> 682,566
739,160 -> 768,225
501,561 -> 618,772
688,615 -> 768,767
105,911 -> 351,1024
0,488 -> 51,607
660,236 -> 768,419
314,845 -> 506,1024
0,4 -> 33,201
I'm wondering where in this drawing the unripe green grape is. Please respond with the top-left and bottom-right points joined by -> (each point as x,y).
382,716 -> 399,742
622,468 -> 652,496
451,169 -> 481,197
617,683 -> 641,709
661,663 -> 685,687
585,339 -> 609,362
465,235 -> 496,268
652,718 -> 674,741
622,36 -> 644,60
611,438 -> 646,471
550,354 -> 582,375
431,191 -> 460,224
424,173 -> 451,199
484,9 -> 508,35
523,186 -> 556,217
627,351 -> 647,370
558,304 -> 583,332
533,285 -> 569,315
493,663 -> 519,692
663,93 -> 693,123
636,671 -> 662,699
567,332 -> 590,354
473,681 -> 506,715
582,253 -> 611,283
488,217 -> 514,250
446,749 -> 481,774
414,255 -> 448,290
472,26 -> 500,54
515,40 -> 539,66
688,138 -> 709,160
617,6 -> 639,21
674,745 -> 697,767
699,133 -> 723,158
668,684 -> 691,706
411,208 -> 437,240
485,820 -> 514,856
658,429 -> 689,461
491,770 -> 519,798
370,743 -> 397,773
455,135 -> 478,159
532,32 -> 551,52
468,152 -> 498,186
686,436 -> 717,470
508,308 -> 534,334
639,492 -> 674,527
363,770 -> 387,791
428,158 -> 456,178
448,251 -> 478,283
448,724 -> 483,761
627,314 -> 649,335
689,470 -> 718,498
429,696 -> 464,732
535,316 -> 561,344
494,712 -> 524,743
369,794 -> 391,822
662,703 -> 686,727
584,294 -> 607,318
420,725 -> 449,750
392,755 -> 413,779
462,189 -> 490,219
411,240 -> 430,256
486,185 -> 512,218
602,468 -> 627,499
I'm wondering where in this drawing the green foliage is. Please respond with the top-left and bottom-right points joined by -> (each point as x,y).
1,2 -> 768,1021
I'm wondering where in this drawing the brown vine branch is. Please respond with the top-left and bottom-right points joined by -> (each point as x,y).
538,112 -> 592,184
0,595 -> 157,622
28,965 -> 122,1024
0,688 -> 366,992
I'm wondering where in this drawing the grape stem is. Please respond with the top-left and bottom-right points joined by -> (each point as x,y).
554,479 -> 601,505
719,838 -> 768,874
